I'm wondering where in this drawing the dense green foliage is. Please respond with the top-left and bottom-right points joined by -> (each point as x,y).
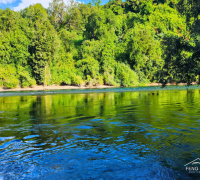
1,0 -> 200,88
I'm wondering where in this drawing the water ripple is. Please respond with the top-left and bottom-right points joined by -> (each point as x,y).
0,88 -> 200,179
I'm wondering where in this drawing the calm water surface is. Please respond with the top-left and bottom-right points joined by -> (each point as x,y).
0,87 -> 200,179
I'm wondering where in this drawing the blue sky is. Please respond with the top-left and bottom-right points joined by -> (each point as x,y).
0,0 -> 20,9
0,0 -> 108,11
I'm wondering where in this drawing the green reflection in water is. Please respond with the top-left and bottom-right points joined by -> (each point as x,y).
0,89 -> 200,178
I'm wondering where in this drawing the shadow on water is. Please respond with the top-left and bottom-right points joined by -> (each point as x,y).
0,87 -> 200,179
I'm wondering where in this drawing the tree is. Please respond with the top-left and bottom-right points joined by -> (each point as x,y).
124,23 -> 164,81
22,4 -> 60,84
48,0 -> 67,29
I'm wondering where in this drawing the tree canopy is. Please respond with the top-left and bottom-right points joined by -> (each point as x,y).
0,0 -> 200,88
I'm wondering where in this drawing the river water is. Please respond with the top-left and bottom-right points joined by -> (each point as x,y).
0,86 -> 200,179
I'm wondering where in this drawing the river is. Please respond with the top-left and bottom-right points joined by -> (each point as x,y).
0,86 -> 200,179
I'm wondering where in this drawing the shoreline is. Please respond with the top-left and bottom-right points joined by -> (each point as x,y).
0,82 -> 198,92
0,85 -> 117,92
146,82 -> 198,86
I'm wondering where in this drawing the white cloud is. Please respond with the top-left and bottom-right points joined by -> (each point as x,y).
0,0 -> 17,4
13,0 -> 74,11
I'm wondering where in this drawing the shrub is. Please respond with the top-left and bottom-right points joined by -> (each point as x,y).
50,63 -> 84,86
0,64 -> 19,89
4,77 -> 19,89
76,57 -> 101,85
18,67 -> 36,88
102,59 -> 119,86
115,63 -> 139,87
0,80 -> 3,87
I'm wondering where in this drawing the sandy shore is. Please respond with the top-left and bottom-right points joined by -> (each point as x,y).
0,82 -> 198,92
0,85 -> 116,92
146,82 -> 198,86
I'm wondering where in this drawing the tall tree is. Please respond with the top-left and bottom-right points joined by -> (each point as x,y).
22,4 -> 60,84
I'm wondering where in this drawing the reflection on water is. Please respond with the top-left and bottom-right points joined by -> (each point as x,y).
0,89 -> 200,179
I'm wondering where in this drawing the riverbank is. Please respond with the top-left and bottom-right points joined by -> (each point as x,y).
0,82 -> 198,92
0,85 -> 116,92
147,82 -> 198,86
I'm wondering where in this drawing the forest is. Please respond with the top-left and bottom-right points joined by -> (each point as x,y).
0,0 -> 200,88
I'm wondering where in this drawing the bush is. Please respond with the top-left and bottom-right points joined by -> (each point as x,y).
4,77 -> 19,89
0,80 -> 3,87
71,74 -> 83,86
0,64 -> 19,89
18,67 -> 36,88
115,63 -> 139,87
76,57 -> 101,85
102,59 -> 139,87
102,59 -> 119,86
135,69 -> 150,85
50,63 -> 84,86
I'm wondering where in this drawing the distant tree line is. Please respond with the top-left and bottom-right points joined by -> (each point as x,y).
1,0 -> 200,88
